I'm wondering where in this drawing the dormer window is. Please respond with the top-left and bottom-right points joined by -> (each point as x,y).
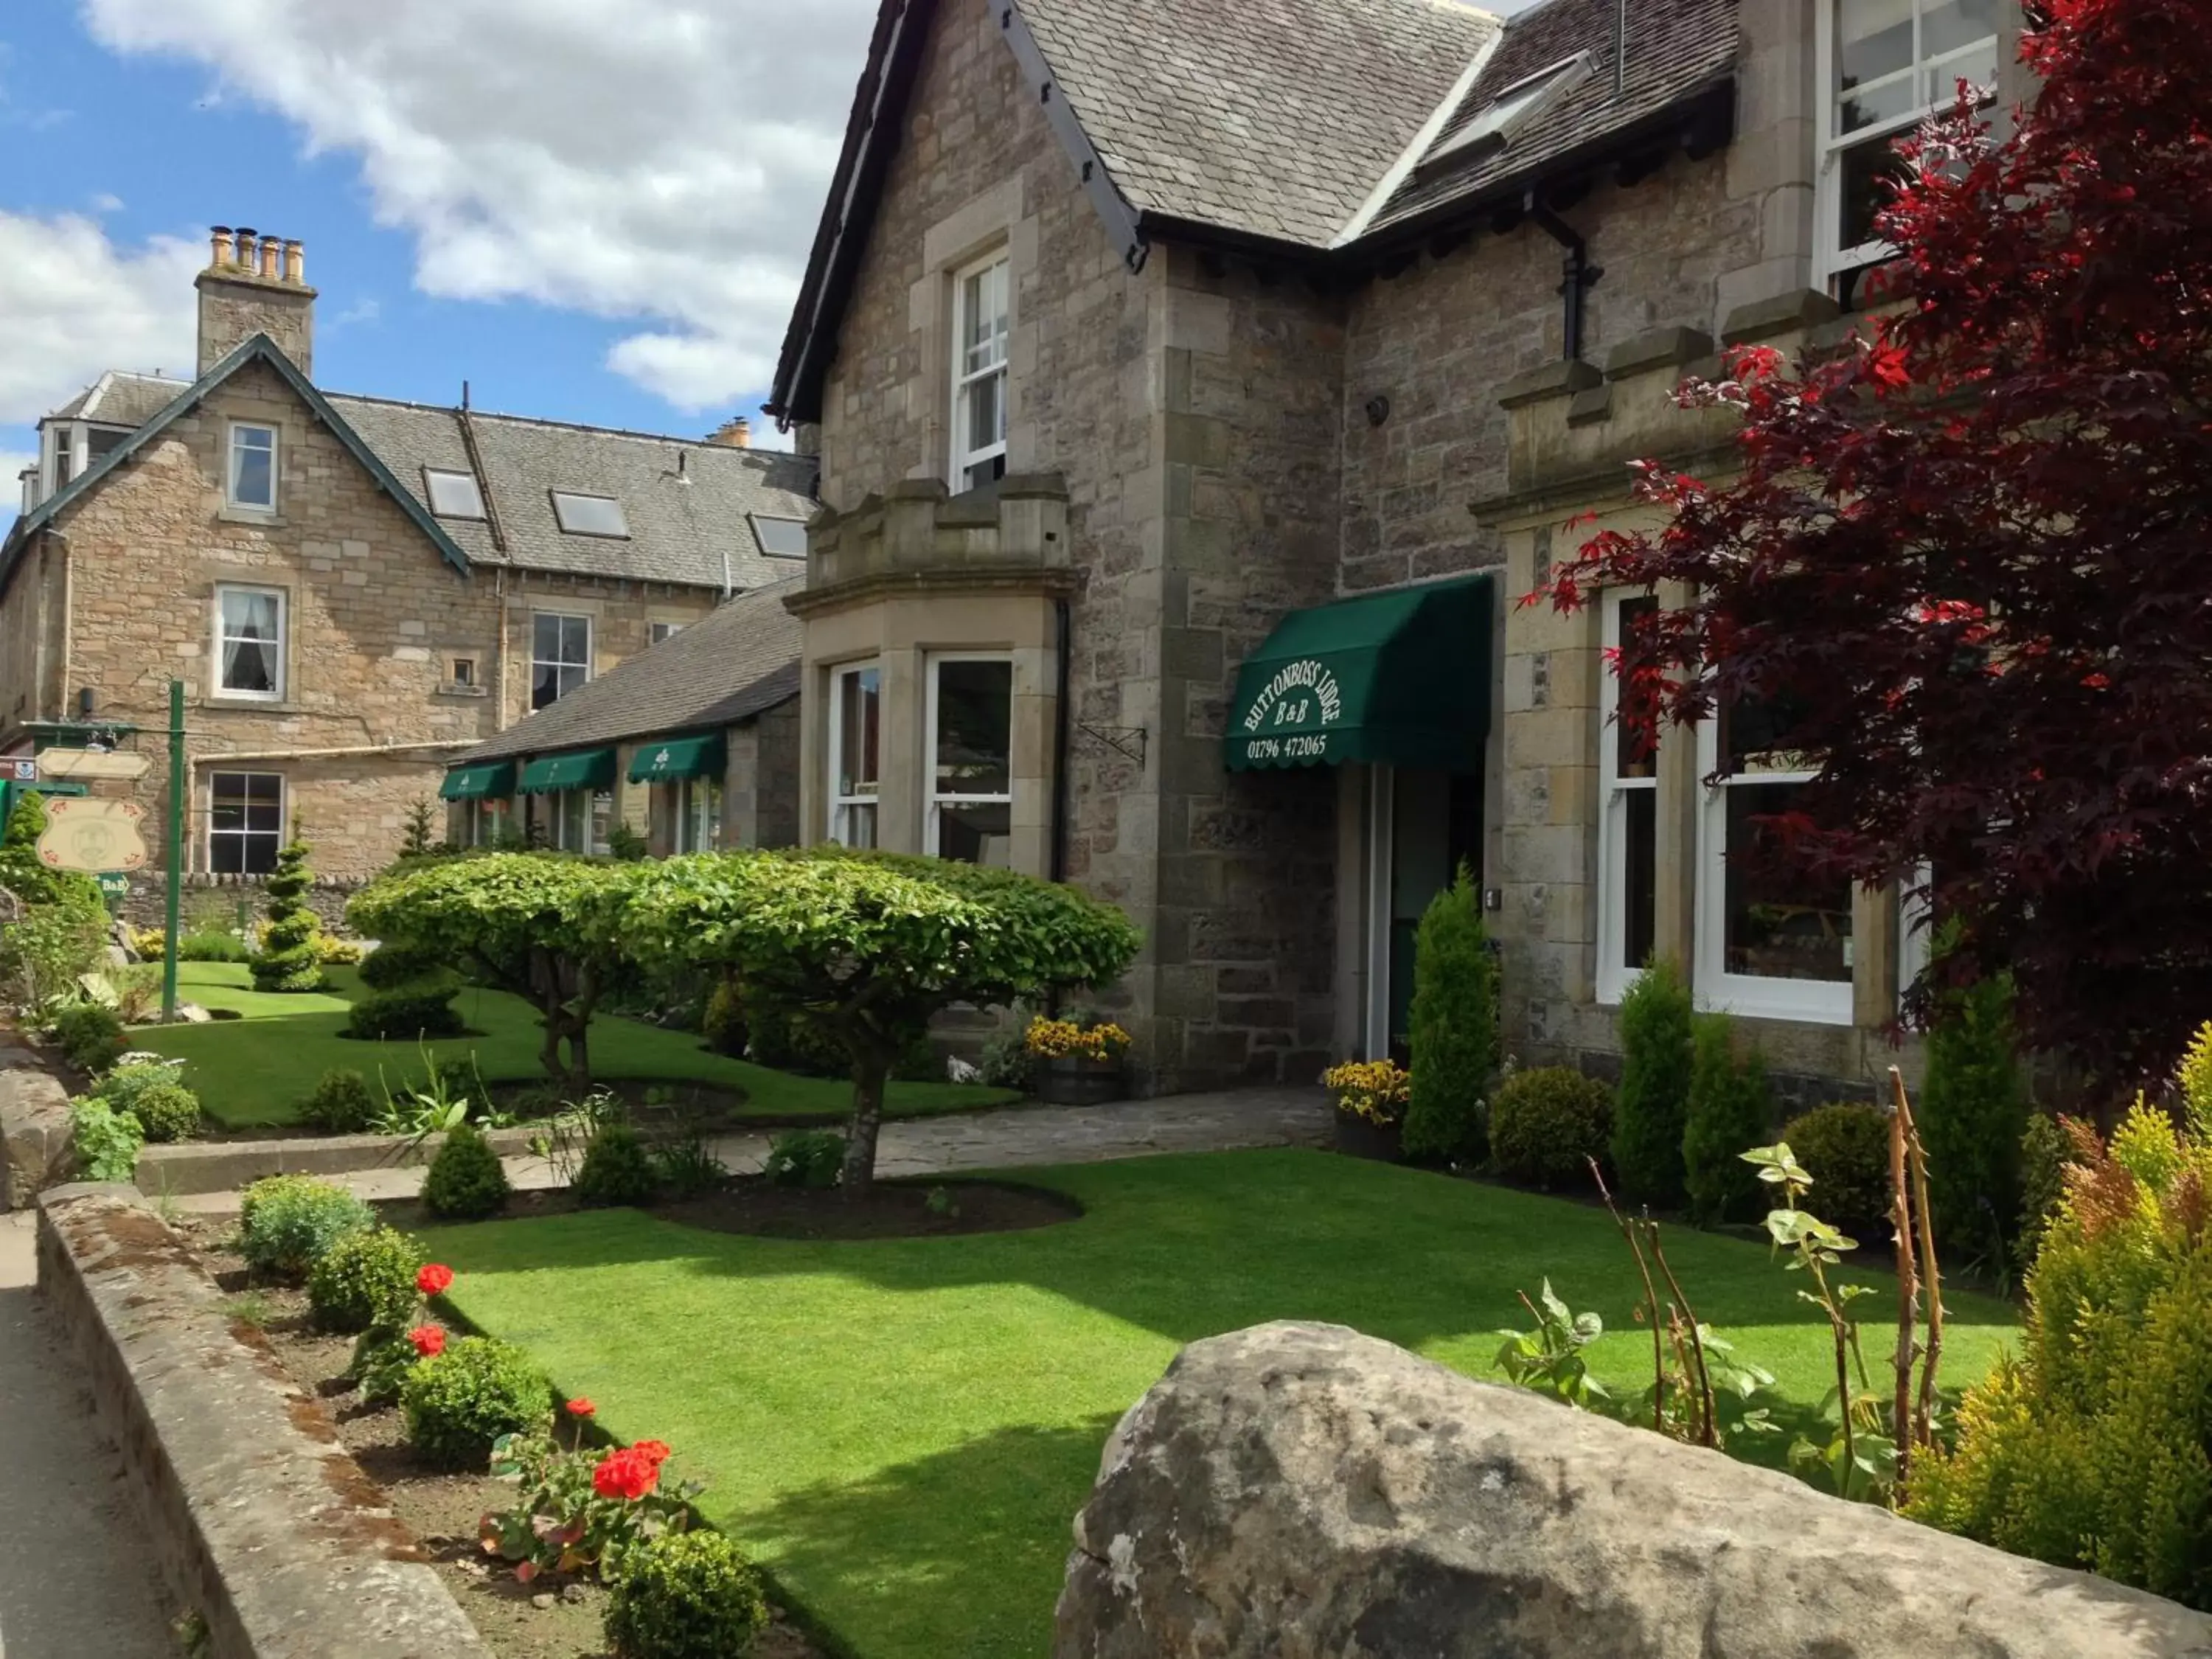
424,467 -> 486,519
1425,53 -> 1594,172
550,491 -> 628,538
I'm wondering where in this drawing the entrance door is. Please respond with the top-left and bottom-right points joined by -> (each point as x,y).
1365,765 -> 1483,1059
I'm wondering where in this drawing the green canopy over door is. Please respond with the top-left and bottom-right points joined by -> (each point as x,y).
439,760 -> 517,801
626,733 -> 727,785
516,749 -> 617,795
1223,574 -> 1494,771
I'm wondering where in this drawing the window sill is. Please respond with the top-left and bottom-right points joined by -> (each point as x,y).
218,507 -> 285,528
1693,977 -> 1856,1028
434,684 -> 488,699
206,695 -> 298,714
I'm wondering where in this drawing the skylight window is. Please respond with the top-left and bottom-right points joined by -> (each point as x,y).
423,467 -> 485,519
1427,52 -> 1595,170
551,491 -> 629,538
751,515 -> 810,558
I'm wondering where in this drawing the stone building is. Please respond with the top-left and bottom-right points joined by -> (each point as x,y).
0,228 -> 818,877
767,0 -> 2017,1099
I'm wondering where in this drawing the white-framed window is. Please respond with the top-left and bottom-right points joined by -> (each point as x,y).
214,584 -> 285,700
1816,0 -> 2000,291
1694,696 -> 1856,1025
650,621 -> 683,644
531,613 -> 591,710
540,788 -> 608,855
1597,591 -> 1660,1005
829,663 -> 880,849
226,421 -> 278,510
550,491 -> 628,538
680,778 -> 721,854
423,467 -> 486,518
927,655 -> 1013,867
208,771 -> 283,874
950,252 -> 1009,492
461,799 -> 511,849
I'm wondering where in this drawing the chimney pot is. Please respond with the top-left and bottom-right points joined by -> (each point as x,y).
282,240 -> 305,285
234,227 -> 258,268
708,416 -> 752,448
209,226 -> 234,268
259,236 -> 282,279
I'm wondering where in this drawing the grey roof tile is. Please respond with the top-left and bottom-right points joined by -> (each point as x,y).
44,371 -> 193,428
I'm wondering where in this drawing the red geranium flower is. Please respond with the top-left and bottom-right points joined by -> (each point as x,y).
591,1448 -> 659,1502
633,1439 -> 672,1467
565,1397 -> 596,1418
417,1263 -> 454,1296
408,1324 -> 446,1358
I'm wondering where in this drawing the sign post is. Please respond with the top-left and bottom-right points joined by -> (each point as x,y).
163,681 -> 184,1023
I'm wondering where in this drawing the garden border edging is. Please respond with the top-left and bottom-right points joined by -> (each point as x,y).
136,1121 -> 550,1195
35,1181 -> 493,1659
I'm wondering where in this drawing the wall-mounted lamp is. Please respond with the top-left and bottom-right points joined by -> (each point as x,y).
1364,394 -> 1392,428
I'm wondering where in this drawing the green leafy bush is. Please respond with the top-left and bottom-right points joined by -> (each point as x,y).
358,939 -> 449,991
607,821 -> 650,863
1610,959 -> 1695,1206
890,1024 -> 942,1084
69,1096 -> 144,1182
701,978 -> 748,1058
301,1068 -> 379,1134
251,833 -> 330,993
1,903 -> 109,1009
1681,1014 -> 1772,1226
976,1018 -> 1035,1092
93,1058 -> 187,1120
316,934 -> 364,966
307,1225 -> 424,1334
1920,967 -> 2029,1256
1780,1102 -> 1893,1236
574,1124 -> 660,1207
602,1530 -> 769,1659
742,996 -> 849,1077
762,1130 -> 844,1191
50,1002 -> 125,1075
400,1335 -> 552,1471
422,1121 -> 512,1220
1487,1067 -> 1611,1190
2014,1113 -> 2075,1275
345,986 -> 465,1041
178,931 -> 252,963
0,794 -> 107,912
1401,864 -> 1498,1163
237,1174 -> 373,1279
125,1081 -> 202,1144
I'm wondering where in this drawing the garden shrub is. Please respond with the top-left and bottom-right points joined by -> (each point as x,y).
251,833 -> 330,993
1681,1014 -> 1773,1226
178,931 -> 253,963
1401,864 -> 1498,1163
701,978 -> 748,1058
315,935 -> 364,967
891,1023 -> 942,1084
1780,1102 -> 1893,1236
2014,1113 -> 2075,1275
301,1068 -> 379,1134
237,1174 -> 373,1279
423,1121 -> 512,1220
1610,958 -> 1695,1206
603,1529 -> 770,1659
1487,1067 -> 1611,1190
358,938 -> 449,992
574,1124 -> 660,1207
50,1003 -> 125,1075
92,1058 -> 187,1121
400,1335 -> 552,1471
345,986 -> 465,1041
1907,1102 -> 2212,1607
0,794 -> 106,911
69,1096 -> 143,1182
1,902 -> 110,1008
1919,967 -> 2029,1257
762,1130 -> 845,1191
976,1018 -> 1035,1093
125,1081 -> 202,1144
742,996 -> 848,1077
307,1225 -> 423,1334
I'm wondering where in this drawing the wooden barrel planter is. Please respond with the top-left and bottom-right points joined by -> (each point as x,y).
1037,1055 -> 1127,1106
1333,1112 -> 1403,1163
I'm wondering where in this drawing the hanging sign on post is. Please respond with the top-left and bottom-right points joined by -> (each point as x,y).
35,798 -> 150,874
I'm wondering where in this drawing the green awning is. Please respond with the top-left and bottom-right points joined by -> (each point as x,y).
516,749 -> 617,795
439,760 -> 516,801
1225,574 -> 1493,771
627,733 -> 726,785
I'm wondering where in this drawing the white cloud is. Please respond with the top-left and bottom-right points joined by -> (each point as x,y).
0,212 -> 199,427
80,0 -> 879,411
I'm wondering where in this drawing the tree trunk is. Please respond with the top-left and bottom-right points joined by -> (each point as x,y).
843,1054 -> 890,1200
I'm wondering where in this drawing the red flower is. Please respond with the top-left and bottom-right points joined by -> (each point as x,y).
591,1448 -> 660,1502
417,1263 -> 454,1296
514,1560 -> 538,1585
633,1439 -> 672,1467
2081,671 -> 2112,689
565,1397 -> 596,1418
408,1324 -> 446,1358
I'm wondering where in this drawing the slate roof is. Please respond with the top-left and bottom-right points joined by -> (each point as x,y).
456,577 -> 804,763
45,370 -> 192,429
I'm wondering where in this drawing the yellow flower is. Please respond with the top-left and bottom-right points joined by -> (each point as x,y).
1322,1058 -> 1411,1126
1024,1017 -> 1133,1062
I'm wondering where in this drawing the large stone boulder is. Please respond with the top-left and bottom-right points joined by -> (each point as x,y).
1054,1321 -> 2212,1659
0,1041 -> 76,1208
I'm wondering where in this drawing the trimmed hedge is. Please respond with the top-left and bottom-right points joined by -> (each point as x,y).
1489,1067 -> 1612,1191
344,986 -> 465,1041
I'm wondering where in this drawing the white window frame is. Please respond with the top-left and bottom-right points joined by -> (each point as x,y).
540,787 -> 608,855
925,653 -> 1015,865
206,770 -> 285,874
462,798 -> 511,849
530,612 -> 592,710
1897,863 -> 1935,1012
1815,0 -> 2001,289
226,420 -> 279,511
650,621 -> 683,644
828,661 -> 881,849
1596,590 -> 1659,1006
950,251 -> 1010,492
679,776 -> 721,855
1694,713 -> 1856,1026
212,583 -> 287,703
422,467 -> 486,519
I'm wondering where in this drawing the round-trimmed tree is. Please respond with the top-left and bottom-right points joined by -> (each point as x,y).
251,829 -> 330,992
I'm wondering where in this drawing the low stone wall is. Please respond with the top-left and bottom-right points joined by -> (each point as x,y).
115,872 -> 371,934
37,1183 -> 490,1659
1056,1321 -> 2212,1658
0,1038 -> 73,1208
136,1121 -> 549,1196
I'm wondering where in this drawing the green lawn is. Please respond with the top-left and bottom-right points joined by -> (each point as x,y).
129,964 -> 1018,1129
426,1149 -> 2020,1659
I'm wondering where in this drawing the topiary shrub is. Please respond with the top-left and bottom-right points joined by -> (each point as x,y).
50,1002 -> 125,1076
603,1529 -> 770,1659
2014,1112 -> 2076,1276
251,831 -> 330,992
1681,1014 -> 1773,1226
345,986 -> 465,1041
1487,1066 -> 1611,1190
1781,1102 -> 1893,1237
1401,864 -> 1498,1163
762,1130 -> 845,1191
423,1121 -> 512,1220
574,1124 -> 660,1208
237,1174 -> 374,1280
701,978 -> 748,1059
400,1335 -> 551,1471
1610,958 -> 1695,1206
1920,966 -> 2029,1259
307,1225 -> 424,1334
358,938 -> 450,992
125,1081 -> 202,1144
301,1068 -> 379,1134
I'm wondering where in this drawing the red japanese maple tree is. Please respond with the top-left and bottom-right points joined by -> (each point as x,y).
1540,0 -> 2212,1079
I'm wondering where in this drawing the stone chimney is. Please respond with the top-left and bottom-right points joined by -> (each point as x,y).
195,223 -> 318,377
707,416 -> 752,449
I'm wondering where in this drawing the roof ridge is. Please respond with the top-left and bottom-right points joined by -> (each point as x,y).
325,388 -> 797,454
1333,20 -> 1506,248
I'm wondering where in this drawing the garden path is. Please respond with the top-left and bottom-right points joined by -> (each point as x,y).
176,1085 -> 1335,1212
0,1212 -> 178,1659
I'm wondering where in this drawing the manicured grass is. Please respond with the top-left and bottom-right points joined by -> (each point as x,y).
426,1149 -> 2020,1659
128,964 -> 1017,1129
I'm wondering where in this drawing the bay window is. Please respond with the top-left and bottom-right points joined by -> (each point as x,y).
951,253 -> 1009,491
1597,591 -> 1659,1004
830,664 -> 881,848
928,656 -> 1013,866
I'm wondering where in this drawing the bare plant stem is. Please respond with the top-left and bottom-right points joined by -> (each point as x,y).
1647,1222 -> 1719,1447
1893,1067 -> 1946,1449
1593,1159 -> 1666,1433
1888,1080 -> 1920,1491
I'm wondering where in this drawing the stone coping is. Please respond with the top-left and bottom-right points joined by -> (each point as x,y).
0,1040 -> 73,1209
36,1183 -> 490,1659
137,1121 -> 550,1197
